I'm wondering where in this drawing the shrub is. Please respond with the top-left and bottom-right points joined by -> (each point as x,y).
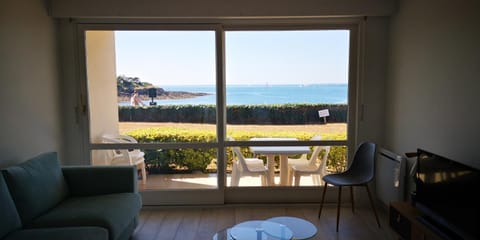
119,104 -> 348,124
127,127 -> 347,173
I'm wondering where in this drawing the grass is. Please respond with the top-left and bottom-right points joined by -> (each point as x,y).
119,122 -> 347,138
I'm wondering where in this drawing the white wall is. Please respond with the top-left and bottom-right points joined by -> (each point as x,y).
386,0 -> 480,169
0,0 -> 61,167
357,17 -> 389,146
85,31 -> 119,165
85,31 -> 119,143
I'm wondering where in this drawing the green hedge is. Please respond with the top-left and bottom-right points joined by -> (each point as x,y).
127,128 -> 347,174
119,104 -> 348,124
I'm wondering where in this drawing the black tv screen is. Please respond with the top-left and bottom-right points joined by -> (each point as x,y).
415,149 -> 480,240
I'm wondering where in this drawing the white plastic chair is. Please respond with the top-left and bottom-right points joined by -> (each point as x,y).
287,136 -> 322,165
290,146 -> 330,186
101,134 -> 147,184
287,136 -> 322,183
228,137 -> 270,187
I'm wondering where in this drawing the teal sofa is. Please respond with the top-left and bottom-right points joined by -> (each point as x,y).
0,152 -> 142,240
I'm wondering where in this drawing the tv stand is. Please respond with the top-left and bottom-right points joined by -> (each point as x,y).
389,202 -> 444,240
416,216 -> 461,240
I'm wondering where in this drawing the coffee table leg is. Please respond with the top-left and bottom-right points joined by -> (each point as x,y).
256,228 -> 263,240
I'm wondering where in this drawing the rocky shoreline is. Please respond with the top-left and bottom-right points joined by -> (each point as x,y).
118,90 -> 210,102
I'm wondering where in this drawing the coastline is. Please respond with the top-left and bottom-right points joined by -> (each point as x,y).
118,84 -> 348,105
118,91 -> 210,102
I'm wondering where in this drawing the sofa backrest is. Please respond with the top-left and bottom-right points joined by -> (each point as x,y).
2,152 -> 69,225
0,173 -> 22,239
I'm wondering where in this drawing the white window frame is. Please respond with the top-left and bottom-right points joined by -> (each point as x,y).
75,18 -> 361,205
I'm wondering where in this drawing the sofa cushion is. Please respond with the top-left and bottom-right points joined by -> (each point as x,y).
29,192 -> 142,240
3,152 -> 69,225
4,226 -> 108,240
0,175 -> 22,239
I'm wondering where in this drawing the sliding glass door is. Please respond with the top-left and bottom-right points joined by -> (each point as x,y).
80,22 -> 357,205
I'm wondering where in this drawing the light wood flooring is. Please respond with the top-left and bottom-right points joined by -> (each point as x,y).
132,204 -> 398,240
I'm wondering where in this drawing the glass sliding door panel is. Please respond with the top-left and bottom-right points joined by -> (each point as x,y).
86,30 -> 217,145
224,30 -> 350,187
85,30 -> 219,192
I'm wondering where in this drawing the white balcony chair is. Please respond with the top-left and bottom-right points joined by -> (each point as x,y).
101,134 -> 147,184
287,136 -> 321,183
228,137 -> 270,187
290,146 -> 330,186
287,135 -> 322,165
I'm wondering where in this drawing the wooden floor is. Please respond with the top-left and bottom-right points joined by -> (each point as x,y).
132,204 -> 398,240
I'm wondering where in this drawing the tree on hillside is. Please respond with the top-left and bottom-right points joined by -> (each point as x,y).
117,75 -> 154,95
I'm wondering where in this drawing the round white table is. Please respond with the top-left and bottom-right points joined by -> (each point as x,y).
212,216 -> 317,240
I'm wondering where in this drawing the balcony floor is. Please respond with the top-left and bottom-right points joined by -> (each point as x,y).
138,172 -> 324,190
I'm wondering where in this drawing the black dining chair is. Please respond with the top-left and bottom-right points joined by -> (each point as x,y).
317,141 -> 381,232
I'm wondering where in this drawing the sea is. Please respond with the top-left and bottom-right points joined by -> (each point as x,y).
119,84 -> 348,106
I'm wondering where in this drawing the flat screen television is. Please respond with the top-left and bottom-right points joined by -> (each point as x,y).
414,149 -> 480,240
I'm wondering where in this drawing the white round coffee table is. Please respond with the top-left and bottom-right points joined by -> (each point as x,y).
213,217 -> 317,240
265,216 -> 317,239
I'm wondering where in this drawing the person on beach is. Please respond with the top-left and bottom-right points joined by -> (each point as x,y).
130,91 -> 146,106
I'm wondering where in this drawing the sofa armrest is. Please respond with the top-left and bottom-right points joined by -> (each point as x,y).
62,166 -> 138,197
4,227 -> 108,240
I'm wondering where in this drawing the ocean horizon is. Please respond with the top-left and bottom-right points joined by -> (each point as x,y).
119,84 -> 348,106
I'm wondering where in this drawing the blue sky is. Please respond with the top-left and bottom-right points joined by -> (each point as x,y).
114,30 -> 349,86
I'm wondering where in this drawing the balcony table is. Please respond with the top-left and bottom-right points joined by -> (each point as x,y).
249,138 -> 310,186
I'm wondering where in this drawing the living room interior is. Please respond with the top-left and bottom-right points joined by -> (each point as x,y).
1,0 -> 479,239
